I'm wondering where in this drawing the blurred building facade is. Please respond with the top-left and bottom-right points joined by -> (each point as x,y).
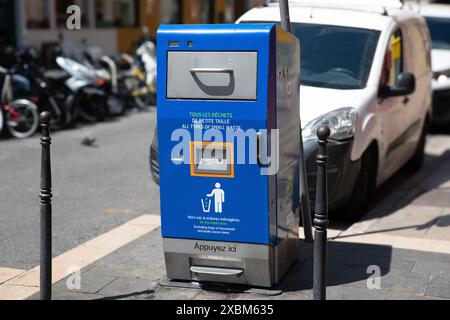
3,0 -> 266,55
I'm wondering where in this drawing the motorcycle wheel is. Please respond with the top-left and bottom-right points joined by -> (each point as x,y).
48,111 -> 66,131
120,77 -> 147,111
133,95 -> 151,110
76,92 -> 107,123
45,99 -> 71,131
107,95 -> 125,117
5,99 -> 39,139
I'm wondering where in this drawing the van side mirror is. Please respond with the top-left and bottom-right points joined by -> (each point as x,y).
379,72 -> 416,98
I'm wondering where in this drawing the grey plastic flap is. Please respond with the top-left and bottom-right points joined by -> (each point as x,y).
190,266 -> 244,276
167,51 -> 258,100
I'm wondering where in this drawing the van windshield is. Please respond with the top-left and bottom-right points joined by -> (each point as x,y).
291,23 -> 380,89
425,17 -> 450,50
241,22 -> 380,89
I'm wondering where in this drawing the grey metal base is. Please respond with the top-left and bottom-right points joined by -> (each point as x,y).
158,278 -> 284,296
163,237 -> 299,288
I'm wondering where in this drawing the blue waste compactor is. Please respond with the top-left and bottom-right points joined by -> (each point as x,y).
157,24 -> 302,288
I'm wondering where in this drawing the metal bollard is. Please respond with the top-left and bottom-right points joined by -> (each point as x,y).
313,126 -> 331,301
39,111 -> 52,300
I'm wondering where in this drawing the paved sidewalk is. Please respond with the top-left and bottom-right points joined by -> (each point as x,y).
339,134 -> 450,245
28,229 -> 450,300
24,133 -> 450,300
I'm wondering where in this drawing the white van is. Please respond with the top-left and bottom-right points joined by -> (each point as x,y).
238,0 -> 433,220
413,2 -> 450,125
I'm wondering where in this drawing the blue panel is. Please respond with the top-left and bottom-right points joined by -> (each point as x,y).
157,24 -> 276,245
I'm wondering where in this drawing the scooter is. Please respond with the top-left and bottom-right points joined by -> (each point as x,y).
14,49 -> 72,129
14,48 -> 104,128
83,48 -> 125,117
0,65 -> 39,139
55,56 -> 108,123
113,52 -> 152,111
112,41 -> 157,110
134,41 -> 157,107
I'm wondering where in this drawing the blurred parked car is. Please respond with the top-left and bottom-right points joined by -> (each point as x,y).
414,3 -> 450,125
151,0 -> 433,221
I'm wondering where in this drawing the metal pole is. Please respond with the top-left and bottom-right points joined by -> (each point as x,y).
299,134 -> 313,242
313,126 -> 331,300
279,0 -> 292,33
14,0 -> 23,47
278,0 -> 313,242
39,111 -> 52,300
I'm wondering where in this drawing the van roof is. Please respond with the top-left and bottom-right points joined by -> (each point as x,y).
412,2 -> 450,19
269,0 -> 404,14
239,0 -> 423,31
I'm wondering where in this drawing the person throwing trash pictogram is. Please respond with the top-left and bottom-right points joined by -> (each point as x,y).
207,183 -> 225,214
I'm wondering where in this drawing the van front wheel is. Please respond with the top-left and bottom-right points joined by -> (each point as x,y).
341,147 -> 377,222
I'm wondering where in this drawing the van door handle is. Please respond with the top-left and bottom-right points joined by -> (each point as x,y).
190,68 -> 233,74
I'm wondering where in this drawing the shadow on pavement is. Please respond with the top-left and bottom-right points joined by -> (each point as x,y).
282,240 -> 391,293
337,214 -> 450,240
357,149 -> 450,222
98,290 -> 155,300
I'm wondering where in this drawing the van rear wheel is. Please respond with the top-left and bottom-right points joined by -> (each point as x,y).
341,148 -> 377,222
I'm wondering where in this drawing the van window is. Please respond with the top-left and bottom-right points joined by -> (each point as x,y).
291,24 -> 380,90
425,17 -> 450,50
380,30 -> 403,87
240,21 -> 380,89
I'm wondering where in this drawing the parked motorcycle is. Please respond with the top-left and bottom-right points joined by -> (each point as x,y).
55,56 -> 108,123
14,48 -> 73,129
13,48 -> 107,128
0,65 -> 39,139
134,41 -> 157,108
108,41 -> 157,111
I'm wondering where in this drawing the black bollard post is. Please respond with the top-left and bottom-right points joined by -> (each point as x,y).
313,126 -> 331,301
39,111 -> 52,300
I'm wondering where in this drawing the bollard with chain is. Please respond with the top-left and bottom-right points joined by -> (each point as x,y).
313,126 -> 331,301
39,111 -> 52,300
